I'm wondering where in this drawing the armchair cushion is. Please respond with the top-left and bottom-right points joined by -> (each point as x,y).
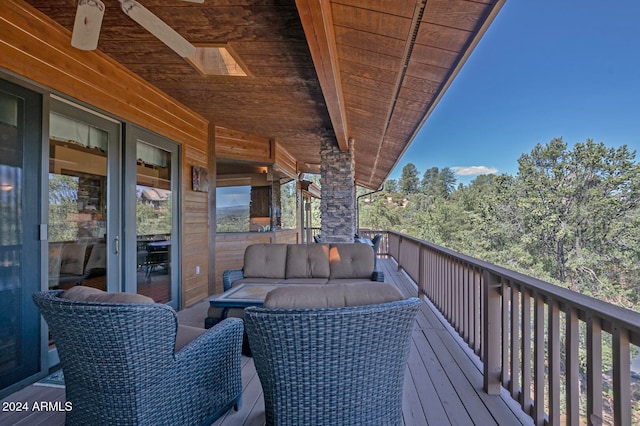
264,282 -> 404,309
175,325 -> 207,352
243,243 -> 288,278
61,285 -> 154,304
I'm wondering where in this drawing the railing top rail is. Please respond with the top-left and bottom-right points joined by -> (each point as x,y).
387,230 -> 640,339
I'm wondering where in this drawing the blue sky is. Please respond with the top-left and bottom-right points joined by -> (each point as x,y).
388,0 -> 640,186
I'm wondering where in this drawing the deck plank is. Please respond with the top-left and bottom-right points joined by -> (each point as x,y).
404,338 -> 445,425
0,257 -> 533,426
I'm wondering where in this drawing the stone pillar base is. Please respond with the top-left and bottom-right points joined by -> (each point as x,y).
320,138 -> 356,243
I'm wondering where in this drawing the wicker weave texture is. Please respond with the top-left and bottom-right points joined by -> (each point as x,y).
33,291 -> 243,426
245,298 -> 421,426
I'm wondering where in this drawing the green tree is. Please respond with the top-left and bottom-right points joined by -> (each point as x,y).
48,174 -> 79,242
399,163 -> 419,194
384,179 -> 398,194
420,167 -> 456,199
515,138 -> 640,296
359,195 -> 400,231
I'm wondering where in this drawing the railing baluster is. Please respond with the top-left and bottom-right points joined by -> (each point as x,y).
533,292 -> 545,425
463,265 -> 469,343
455,260 -> 461,333
548,299 -> 560,425
474,267 -> 481,355
587,316 -> 603,425
480,270 -> 485,358
502,280 -> 510,388
418,243 -> 425,297
612,325 -> 631,426
448,257 -> 453,326
565,306 -> 580,426
510,283 -> 521,401
521,287 -> 532,415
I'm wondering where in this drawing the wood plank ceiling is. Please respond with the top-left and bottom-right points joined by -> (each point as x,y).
23,0 -> 503,189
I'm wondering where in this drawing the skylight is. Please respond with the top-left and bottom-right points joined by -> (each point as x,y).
187,45 -> 249,76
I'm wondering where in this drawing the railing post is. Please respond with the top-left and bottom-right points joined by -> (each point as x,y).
397,235 -> 403,271
483,270 -> 501,395
418,243 -> 425,296
612,325 -> 631,426
587,315 -> 603,425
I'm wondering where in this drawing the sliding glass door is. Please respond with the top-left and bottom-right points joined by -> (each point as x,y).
48,98 -> 121,294
0,79 -> 42,396
0,79 -> 182,396
125,126 -> 180,308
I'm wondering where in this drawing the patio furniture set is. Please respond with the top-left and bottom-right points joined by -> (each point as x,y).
32,243 -> 420,425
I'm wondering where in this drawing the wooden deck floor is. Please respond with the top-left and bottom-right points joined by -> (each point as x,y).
0,258 -> 533,426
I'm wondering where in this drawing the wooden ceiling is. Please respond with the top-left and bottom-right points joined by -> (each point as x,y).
24,0 -> 503,189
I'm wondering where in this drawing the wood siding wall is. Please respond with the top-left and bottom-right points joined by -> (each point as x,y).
214,230 -> 298,291
215,126 -> 274,163
274,142 -> 298,179
1,0 -> 210,308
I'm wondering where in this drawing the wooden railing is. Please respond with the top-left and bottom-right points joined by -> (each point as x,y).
385,230 -> 640,425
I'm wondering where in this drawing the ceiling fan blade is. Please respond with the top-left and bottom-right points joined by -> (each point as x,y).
178,0 -> 204,3
71,0 -> 105,51
119,0 -> 196,58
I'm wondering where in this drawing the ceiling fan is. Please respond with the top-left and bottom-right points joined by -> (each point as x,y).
71,0 -> 202,57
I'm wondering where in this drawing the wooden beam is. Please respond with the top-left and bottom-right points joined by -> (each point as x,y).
295,0 -> 349,150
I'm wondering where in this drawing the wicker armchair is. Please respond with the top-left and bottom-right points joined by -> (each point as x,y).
33,290 -> 243,426
245,286 -> 420,426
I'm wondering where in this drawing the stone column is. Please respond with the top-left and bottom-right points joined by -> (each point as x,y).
320,137 -> 356,243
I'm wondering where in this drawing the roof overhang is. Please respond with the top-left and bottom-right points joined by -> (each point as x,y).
20,0 -> 504,189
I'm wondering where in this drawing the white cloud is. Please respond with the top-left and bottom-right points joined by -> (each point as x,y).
451,166 -> 499,176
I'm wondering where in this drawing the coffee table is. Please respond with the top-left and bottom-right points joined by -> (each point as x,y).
209,283 -> 284,310
207,283 -> 286,356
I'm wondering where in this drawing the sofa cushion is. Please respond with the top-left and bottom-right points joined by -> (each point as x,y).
285,244 -> 330,279
326,278 -> 378,285
85,242 -> 107,271
232,277 -> 285,287
48,243 -> 63,278
280,278 -> 329,285
61,286 -> 155,304
264,282 -> 404,309
60,242 -> 88,275
328,244 -> 374,279
243,244 -> 288,278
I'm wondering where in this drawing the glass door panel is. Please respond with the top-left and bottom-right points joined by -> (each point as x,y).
126,126 -> 179,308
0,80 -> 41,395
136,142 -> 172,303
48,100 -> 120,295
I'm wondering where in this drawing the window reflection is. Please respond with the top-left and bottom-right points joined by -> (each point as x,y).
136,141 -> 172,303
216,186 -> 250,232
48,113 -> 108,291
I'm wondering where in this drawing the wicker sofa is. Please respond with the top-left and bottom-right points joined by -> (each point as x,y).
33,287 -> 243,426
222,243 -> 384,291
245,282 -> 421,425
